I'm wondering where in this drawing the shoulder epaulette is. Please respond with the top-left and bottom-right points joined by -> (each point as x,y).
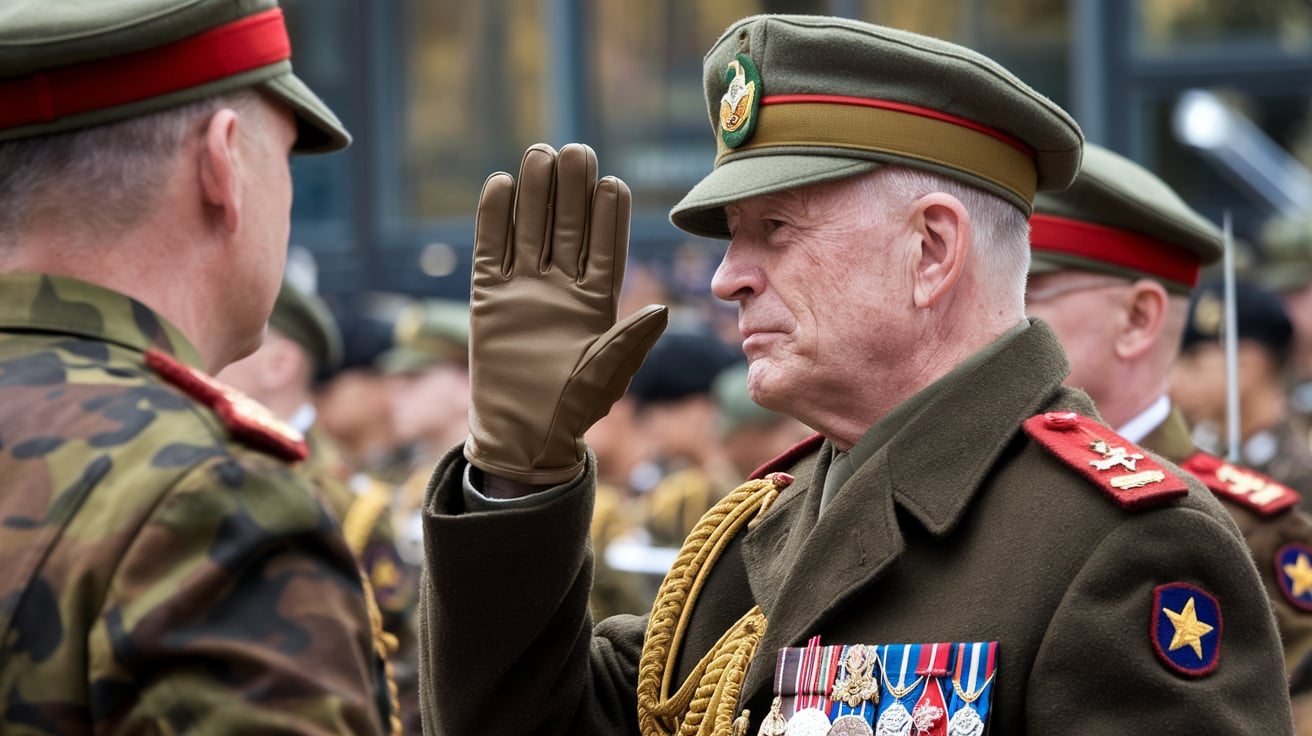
1022,411 -> 1188,510
1179,451 -> 1299,517
146,350 -> 308,463
750,433 -> 823,480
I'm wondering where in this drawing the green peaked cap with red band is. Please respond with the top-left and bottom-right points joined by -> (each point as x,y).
669,14 -> 1084,239
0,0 -> 349,153
1029,144 -> 1222,294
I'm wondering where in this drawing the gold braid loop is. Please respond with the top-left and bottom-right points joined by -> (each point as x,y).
360,573 -> 403,736
637,477 -> 784,736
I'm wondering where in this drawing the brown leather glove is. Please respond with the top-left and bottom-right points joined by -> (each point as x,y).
463,143 -> 668,485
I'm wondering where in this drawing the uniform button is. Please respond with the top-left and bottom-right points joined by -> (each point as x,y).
1043,411 -> 1080,430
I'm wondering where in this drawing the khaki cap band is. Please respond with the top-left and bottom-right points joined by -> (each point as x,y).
715,94 -> 1039,204
0,8 -> 290,129
1031,214 -> 1201,288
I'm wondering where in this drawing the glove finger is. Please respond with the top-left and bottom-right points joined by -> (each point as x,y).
550,143 -> 597,281
514,143 -> 558,274
472,172 -> 515,282
580,175 -> 632,318
568,304 -> 668,429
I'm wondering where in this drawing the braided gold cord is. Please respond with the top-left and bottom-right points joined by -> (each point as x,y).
637,478 -> 782,736
360,573 -> 403,736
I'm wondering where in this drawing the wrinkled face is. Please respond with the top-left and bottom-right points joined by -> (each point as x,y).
1024,270 -> 1133,405
712,174 -> 914,424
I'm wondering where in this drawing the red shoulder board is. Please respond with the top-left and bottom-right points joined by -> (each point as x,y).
1179,451 -> 1299,517
146,350 -> 308,463
1022,412 -> 1188,510
751,433 -> 824,480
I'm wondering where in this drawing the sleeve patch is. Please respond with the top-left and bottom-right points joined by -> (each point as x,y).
1152,582 -> 1222,677
146,350 -> 308,463
1277,543 -> 1312,613
1022,412 -> 1188,510
1179,452 -> 1299,517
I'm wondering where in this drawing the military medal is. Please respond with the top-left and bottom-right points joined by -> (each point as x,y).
875,645 -> 924,736
784,708 -> 830,736
830,715 -> 876,735
757,696 -> 788,736
909,644 -> 950,736
830,644 -> 879,717
946,642 -> 996,736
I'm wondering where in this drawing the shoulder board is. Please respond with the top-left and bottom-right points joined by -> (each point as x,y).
146,350 -> 308,463
1022,412 -> 1188,510
1179,451 -> 1299,517
751,433 -> 824,480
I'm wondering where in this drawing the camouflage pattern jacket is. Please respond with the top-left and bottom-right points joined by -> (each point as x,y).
0,273 -> 390,735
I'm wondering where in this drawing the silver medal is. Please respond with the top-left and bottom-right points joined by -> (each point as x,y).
874,702 -> 912,736
946,705 -> 984,736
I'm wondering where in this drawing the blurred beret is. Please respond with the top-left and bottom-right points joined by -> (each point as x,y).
1029,144 -> 1221,294
0,0 -> 348,152
670,14 -> 1083,238
713,361 -> 784,435
268,278 -> 341,372
376,299 -> 469,376
629,330 -> 740,406
1256,214 -> 1312,294
1181,279 -> 1293,357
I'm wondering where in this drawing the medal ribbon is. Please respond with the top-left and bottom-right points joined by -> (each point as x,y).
948,642 -> 998,729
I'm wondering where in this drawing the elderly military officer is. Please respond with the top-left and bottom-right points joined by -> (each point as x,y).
0,2 -> 397,734
418,15 -> 1292,736
1024,144 -> 1312,708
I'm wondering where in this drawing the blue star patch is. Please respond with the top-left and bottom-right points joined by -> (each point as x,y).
1277,543 -> 1312,612
1151,583 -> 1221,677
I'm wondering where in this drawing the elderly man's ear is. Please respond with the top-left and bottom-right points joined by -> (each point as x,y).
1115,279 -> 1170,361
198,108 -> 243,235
910,193 -> 970,309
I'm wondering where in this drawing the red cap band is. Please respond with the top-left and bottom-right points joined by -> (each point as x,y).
1030,213 -> 1201,288
0,8 -> 291,129
763,93 -> 1035,157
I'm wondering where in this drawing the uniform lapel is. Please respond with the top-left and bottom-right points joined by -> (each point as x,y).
738,320 -> 1075,703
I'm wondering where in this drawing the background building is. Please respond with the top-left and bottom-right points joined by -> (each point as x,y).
279,0 -> 1312,318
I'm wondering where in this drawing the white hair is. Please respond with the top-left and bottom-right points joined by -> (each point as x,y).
0,89 -> 264,246
855,165 -> 1031,312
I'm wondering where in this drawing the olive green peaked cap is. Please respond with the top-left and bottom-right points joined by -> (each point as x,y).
670,14 -> 1084,239
1256,215 -> 1312,294
0,0 -> 349,152
269,279 -> 342,371
1030,144 -> 1221,294
376,299 -> 470,376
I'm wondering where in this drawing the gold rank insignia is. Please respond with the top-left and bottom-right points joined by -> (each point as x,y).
1023,412 -> 1187,510
146,349 -> 308,462
1180,451 -> 1299,517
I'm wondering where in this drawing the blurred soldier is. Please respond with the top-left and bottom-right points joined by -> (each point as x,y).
380,298 -> 472,547
1025,144 -> 1312,705
712,361 -> 814,480
317,307 -> 409,478
417,15 -> 1291,735
1172,280 -> 1312,499
0,1 -> 396,734
1257,215 -> 1312,435
630,329 -> 742,547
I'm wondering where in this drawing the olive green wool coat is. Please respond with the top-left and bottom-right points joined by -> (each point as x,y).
419,320 -> 1293,734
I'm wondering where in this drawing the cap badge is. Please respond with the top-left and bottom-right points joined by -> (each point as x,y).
1192,289 -> 1223,337
719,53 -> 761,148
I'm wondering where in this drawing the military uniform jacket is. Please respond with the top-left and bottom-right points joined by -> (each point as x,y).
1143,407 -> 1312,684
0,273 -> 389,735
419,321 -> 1292,734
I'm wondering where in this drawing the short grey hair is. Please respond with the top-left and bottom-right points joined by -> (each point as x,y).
0,89 -> 263,246
860,165 -> 1031,311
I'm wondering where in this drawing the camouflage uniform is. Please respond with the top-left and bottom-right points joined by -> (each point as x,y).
0,273 -> 391,734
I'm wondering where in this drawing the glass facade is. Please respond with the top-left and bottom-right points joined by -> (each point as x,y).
279,0 -> 1312,301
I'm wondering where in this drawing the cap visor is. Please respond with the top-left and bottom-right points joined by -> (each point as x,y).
264,73 -> 351,154
670,154 -> 879,239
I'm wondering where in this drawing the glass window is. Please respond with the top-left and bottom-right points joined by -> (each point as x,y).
402,0 -> 548,219
1136,0 -> 1312,54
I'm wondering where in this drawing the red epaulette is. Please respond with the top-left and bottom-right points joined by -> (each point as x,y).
750,433 -> 824,480
1179,451 -> 1299,517
146,350 -> 308,463
1022,412 -> 1188,510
